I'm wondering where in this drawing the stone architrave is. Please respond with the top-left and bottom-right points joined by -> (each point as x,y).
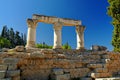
76,25 -> 85,49
26,19 -> 38,48
53,22 -> 63,49
25,14 -> 85,49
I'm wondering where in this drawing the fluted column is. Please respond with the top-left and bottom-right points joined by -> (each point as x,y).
26,19 -> 38,48
53,22 -> 63,49
76,25 -> 85,49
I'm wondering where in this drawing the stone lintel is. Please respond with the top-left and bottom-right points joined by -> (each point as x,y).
32,14 -> 81,26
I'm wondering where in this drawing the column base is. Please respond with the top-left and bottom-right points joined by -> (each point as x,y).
25,41 -> 36,48
76,47 -> 85,50
53,45 -> 62,49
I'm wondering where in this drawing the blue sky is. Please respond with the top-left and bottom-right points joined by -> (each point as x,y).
0,0 -> 113,50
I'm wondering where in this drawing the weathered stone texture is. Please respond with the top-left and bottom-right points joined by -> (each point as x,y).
0,49 -> 120,80
0,71 -> 6,78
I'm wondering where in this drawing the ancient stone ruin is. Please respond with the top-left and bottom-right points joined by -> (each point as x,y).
0,14 -> 120,80
1,47 -> 120,80
25,14 -> 85,49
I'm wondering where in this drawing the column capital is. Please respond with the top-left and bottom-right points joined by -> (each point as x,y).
27,19 -> 38,29
53,22 -> 63,30
76,25 -> 86,33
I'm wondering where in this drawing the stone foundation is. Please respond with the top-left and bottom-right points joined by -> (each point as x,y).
0,48 -> 120,80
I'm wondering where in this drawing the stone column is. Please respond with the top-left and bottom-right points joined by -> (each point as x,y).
26,19 -> 38,48
53,22 -> 63,49
76,25 -> 85,49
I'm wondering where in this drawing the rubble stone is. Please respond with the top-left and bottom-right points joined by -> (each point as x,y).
15,46 -> 25,52
6,70 -> 20,77
0,71 -> 6,78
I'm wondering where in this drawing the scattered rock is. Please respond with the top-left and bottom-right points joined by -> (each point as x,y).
91,45 -> 107,51
55,74 -> 70,80
8,49 -> 16,54
15,46 -> 25,52
52,68 -> 64,75
6,70 -> 20,77
2,48 -> 9,52
3,58 -> 19,64
0,71 -> 6,78
0,65 -> 8,71
30,52 -> 45,58
0,78 -> 12,80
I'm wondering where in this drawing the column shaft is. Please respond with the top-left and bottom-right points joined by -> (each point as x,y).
53,22 -> 63,49
26,28 -> 36,47
26,19 -> 38,48
76,25 -> 85,49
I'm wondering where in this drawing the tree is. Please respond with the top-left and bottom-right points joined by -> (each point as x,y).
1,25 -> 8,38
0,37 -> 11,48
107,0 -> 120,52
0,26 -> 26,48
9,28 -> 15,48
14,31 -> 21,46
23,33 -> 26,46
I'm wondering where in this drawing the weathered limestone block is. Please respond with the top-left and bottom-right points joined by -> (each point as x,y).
91,73 -> 100,78
52,68 -> 64,75
69,68 -> 89,78
87,64 -> 102,69
0,65 -> 7,71
40,49 -> 56,54
70,69 -> 79,78
2,48 -> 9,52
7,49 -> 16,54
81,78 -> 92,80
15,46 -> 25,52
6,70 -> 20,77
44,53 -> 53,59
44,59 -> 53,65
100,73 -> 112,78
0,59 -> 3,64
91,45 -> 107,51
0,71 -> 6,78
63,69 -> 70,73
95,77 -> 120,80
3,58 -> 19,64
95,68 -> 102,73
0,78 -> 12,80
102,64 -> 109,68
102,68 -> 108,73
101,59 -> 111,63
57,54 -> 66,59
86,55 -> 101,60
102,55 -> 110,59
69,61 -> 75,68
30,53 -> 45,58
95,68 -> 108,73
12,76 -> 20,80
75,62 -> 83,68
39,64 -> 49,69
55,74 -> 70,80
91,72 -> 112,78
8,64 -> 17,70
25,48 -> 40,53
21,69 -> 51,80
52,59 -> 70,68
80,68 -> 90,77
52,54 -> 58,58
